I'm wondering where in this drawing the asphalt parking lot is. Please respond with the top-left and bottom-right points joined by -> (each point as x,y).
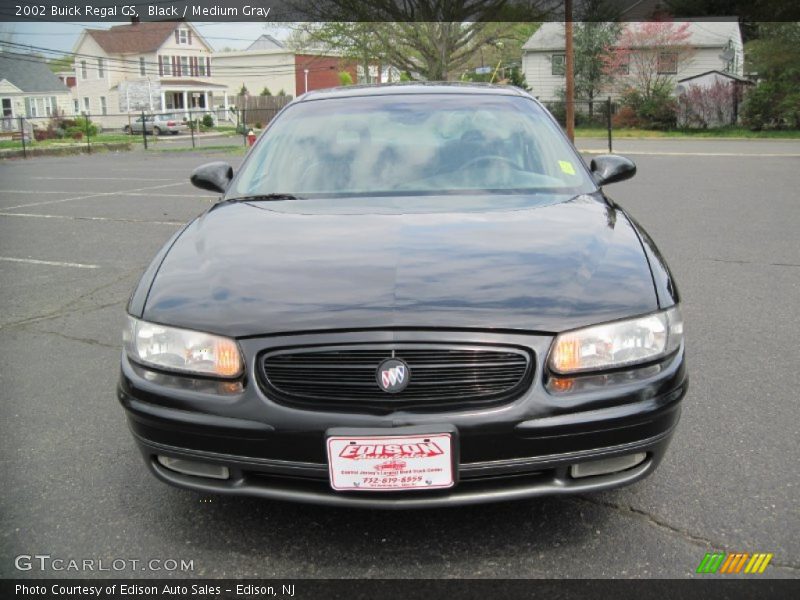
1,139 -> 798,579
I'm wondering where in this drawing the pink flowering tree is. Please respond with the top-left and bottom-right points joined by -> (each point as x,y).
601,21 -> 695,101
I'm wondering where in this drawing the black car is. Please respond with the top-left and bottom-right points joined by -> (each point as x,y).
119,84 -> 686,508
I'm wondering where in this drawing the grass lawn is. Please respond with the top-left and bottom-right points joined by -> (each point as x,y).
0,133 -> 133,149
575,127 -> 800,139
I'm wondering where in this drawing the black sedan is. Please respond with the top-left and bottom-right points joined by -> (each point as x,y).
118,84 -> 686,508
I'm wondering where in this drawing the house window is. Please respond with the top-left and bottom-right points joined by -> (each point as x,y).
26,97 -> 50,117
83,97 -> 90,113
97,58 -> 105,78
80,60 -> 87,79
657,52 -> 678,75
198,58 -> 206,77
100,96 -> 107,115
162,55 -> 172,76
180,56 -> 189,76
139,57 -> 146,76
179,29 -> 188,44
73,99 -> 80,115
2,98 -> 13,118
551,54 -> 565,76
45,97 -> 55,116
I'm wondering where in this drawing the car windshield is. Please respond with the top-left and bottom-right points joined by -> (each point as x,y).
231,93 -> 596,198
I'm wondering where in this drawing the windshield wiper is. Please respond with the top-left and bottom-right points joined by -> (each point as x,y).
224,193 -> 303,203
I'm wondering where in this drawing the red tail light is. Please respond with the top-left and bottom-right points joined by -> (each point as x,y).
167,120 -> 176,126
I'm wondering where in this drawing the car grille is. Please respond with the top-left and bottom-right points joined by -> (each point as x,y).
260,344 -> 533,412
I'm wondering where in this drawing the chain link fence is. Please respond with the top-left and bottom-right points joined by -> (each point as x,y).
1,96 -> 293,158
4,96 -> 612,158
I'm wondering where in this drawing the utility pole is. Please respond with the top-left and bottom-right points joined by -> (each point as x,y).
565,0 -> 575,142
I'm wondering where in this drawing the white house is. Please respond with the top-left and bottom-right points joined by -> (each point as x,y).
71,20 -> 226,126
521,20 -> 744,101
1,52 -> 72,133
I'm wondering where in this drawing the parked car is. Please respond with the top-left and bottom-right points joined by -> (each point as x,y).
123,113 -> 187,135
119,83 -> 686,508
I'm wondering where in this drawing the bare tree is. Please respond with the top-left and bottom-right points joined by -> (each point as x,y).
289,1 -> 556,81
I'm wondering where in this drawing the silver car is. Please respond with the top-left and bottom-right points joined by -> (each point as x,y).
124,114 -> 188,136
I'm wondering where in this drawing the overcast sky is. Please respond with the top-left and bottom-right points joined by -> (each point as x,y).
1,22 -> 291,54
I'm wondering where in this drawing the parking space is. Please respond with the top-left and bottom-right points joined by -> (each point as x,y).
0,141 -> 798,579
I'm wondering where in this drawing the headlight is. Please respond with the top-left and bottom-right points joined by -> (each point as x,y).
548,307 -> 683,375
123,316 -> 243,378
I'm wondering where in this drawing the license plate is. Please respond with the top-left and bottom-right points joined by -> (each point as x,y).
327,433 -> 454,492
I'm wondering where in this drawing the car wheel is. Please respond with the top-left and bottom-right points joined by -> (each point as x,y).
123,125 -> 130,134
154,127 -> 162,136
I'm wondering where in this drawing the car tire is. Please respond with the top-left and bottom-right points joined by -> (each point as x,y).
123,125 -> 130,134
154,127 -> 162,136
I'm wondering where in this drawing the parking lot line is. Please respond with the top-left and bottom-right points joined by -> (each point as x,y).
2,181 -> 187,211
0,212 -> 183,225
30,176 -> 178,181
0,256 -> 100,269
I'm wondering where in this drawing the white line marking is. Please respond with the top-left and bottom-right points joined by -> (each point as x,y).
30,176 -> 175,181
0,190 -> 212,199
0,256 -> 99,269
2,181 -> 186,211
0,212 -> 182,225
0,190 -> 80,195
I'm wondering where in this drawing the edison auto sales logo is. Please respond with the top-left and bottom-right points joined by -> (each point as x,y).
696,552 -> 774,574
376,358 -> 410,393
338,441 -> 444,460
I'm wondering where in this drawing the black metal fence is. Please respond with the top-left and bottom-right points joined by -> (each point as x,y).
1,101 -> 294,158
539,97 -> 617,152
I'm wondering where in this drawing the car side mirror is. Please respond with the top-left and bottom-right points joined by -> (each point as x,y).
190,162 -> 233,194
590,154 -> 637,186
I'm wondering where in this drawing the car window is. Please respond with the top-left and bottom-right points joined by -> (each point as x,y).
232,94 -> 596,198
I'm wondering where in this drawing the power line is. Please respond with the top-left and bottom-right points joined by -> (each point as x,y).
0,46 -> 347,80
0,41 -> 349,78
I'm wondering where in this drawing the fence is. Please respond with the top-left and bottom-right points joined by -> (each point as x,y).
232,94 -> 293,130
539,97 -> 616,152
0,103 -> 296,158
6,96 -> 605,158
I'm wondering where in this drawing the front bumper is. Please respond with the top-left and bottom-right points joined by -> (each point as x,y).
118,330 -> 687,508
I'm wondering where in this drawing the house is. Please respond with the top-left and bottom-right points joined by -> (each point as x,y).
247,34 -> 286,51
71,20 -> 226,126
211,47 -> 357,98
0,52 -> 72,132
521,20 -> 744,101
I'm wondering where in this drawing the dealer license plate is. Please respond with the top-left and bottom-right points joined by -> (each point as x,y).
327,433 -> 454,491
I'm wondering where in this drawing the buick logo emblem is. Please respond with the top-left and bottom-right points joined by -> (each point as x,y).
376,358 -> 410,394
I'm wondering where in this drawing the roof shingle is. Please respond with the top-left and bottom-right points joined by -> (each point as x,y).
86,21 -> 179,54
0,53 -> 70,93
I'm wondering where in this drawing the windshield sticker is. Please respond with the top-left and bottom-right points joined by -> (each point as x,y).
558,160 -> 576,175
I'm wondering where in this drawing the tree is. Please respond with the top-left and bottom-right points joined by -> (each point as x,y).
289,1 -> 553,81
601,21 -> 694,100
47,54 -> 73,74
289,22 -> 389,83
741,22 -> 800,129
260,87 -> 272,96
573,22 -> 621,115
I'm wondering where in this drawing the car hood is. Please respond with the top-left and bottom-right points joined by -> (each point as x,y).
142,194 -> 657,337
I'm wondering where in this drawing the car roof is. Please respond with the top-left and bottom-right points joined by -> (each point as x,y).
296,82 -> 533,103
